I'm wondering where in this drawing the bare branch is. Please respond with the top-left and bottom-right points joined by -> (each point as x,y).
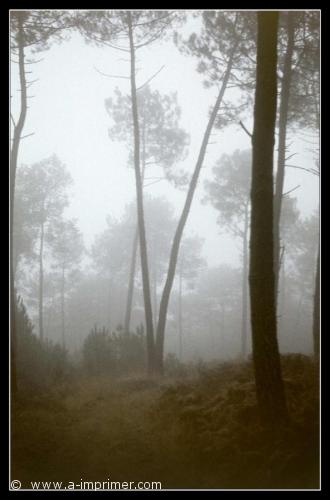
286,164 -> 319,176
24,58 -> 44,64
94,66 -> 129,79
10,113 -> 16,128
136,65 -> 165,91
285,153 -> 297,162
143,178 -> 164,188
11,132 -> 35,140
239,121 -> 252,139
283,185 -> 300,197
20,132 -> 35,140
143,176 -> 165,181
26,79 -> 39,89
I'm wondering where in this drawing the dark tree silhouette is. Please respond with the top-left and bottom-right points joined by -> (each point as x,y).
313,243 -> 320,363
249,11 -> 288,427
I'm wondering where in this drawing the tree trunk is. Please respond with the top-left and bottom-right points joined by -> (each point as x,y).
178,263 -> 183,361
123,126 -> 146,336
220,303 -> 225,352
107,276 -> 112,332
249,11 -> 288,427
61,265 -> 66,349
124,226 -> 139,335
313,242 -> 320,363
155,43 -> 237,375
152,237 -> 158,332
241,204 -> 249,358
127,12 -> 155,373
273,11 -> 295,303
38,221 -> 45,341
279,251 -> 286,335
10,13 -> 27,395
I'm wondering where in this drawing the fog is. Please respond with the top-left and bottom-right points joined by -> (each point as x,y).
11,11 -> 320,490
12,20 -> 318,266
12,14 -> 319,356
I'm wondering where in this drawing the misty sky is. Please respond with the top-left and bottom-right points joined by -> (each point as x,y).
10,12 -> 319,268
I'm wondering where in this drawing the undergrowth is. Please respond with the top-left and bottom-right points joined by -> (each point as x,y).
11,354 -> 319,489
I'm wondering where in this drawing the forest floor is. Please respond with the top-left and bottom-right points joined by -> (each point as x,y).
11,354 -> 319,490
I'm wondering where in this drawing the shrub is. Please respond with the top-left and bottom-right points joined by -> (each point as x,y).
82,324 -> 146,376
15,296 -> 71,391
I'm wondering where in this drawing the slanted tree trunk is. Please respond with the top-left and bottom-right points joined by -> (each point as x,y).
178,261 -> 183,361
152,236 -> 158,332
38,220 -> 45,341
127,12 -> 155,373
154,42 -> 237,374
61,265 -> 66,348
123,129 -> 146,336
274,11 -> 295,303
10,13 -> 27,395
241,203 -> 249,358
313,242 -> 320,363
249,11 -> 288,428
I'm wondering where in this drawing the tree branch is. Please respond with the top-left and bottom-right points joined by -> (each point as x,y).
282,184 -> 300,197
20,132 -> 35,140
286,164 -> 319,176
239,120 -> 252,139
136,65 -> 165,91
94,66 -> 130,79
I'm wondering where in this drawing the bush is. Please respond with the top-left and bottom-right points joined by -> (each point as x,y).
164,353 -> 187,378
15,296 -> 71,391
82,324 -> 146,376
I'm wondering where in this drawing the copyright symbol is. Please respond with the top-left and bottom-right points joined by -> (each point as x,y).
11,479 -> 21,490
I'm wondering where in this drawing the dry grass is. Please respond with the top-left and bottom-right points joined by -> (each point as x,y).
11,354 -> 319,490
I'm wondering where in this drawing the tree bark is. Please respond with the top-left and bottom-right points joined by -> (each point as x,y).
127,12 -> 155,373
249,11 -> 288,427
313,242 -> 320,363
38,221 -> 45,341
241,204 -> 249,358
274,12 -> 295,303
155,44 -> 237,374
10,13 -> 28,395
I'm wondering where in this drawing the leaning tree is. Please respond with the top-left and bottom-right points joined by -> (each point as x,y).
76,10 -> 181,373
105,85 -> 189,335
154,11 -> 257,373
